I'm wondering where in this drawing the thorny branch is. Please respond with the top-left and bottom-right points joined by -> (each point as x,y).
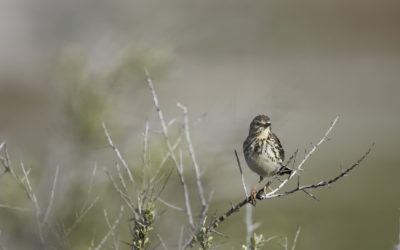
184,117 -> 374,249
177,102 -> 208,223
264,145 -> 373,200
234,149 -> 248,198
102,121 -> 135,185
146,71 -> 210,236
264,116 -> 339,198
94,206 -> 124,250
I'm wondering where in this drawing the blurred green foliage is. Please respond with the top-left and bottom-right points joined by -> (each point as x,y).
53,46 -> 172,145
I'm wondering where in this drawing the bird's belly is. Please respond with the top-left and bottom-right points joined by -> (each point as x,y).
245,153 -> 280,177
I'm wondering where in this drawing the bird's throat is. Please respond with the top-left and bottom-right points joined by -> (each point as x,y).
258,127 -> 271,139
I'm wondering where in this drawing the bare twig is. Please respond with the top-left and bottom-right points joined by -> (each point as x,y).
185,141 -> 373,248
177,149 -> 195,229
20,161 -> 44,244
94,206 -> 124,250
116,163 -> 129,196
80,163 -> 99,218
234,149 -> 248,197
42,166 -> 60,226
157,198 -> 184,212
178,226 -> 184,250
263,144 -> 373,200
104,169 -> 136,216
245,205 -> 253,245
275,177 -> 319,201
262,116 -> 339,198
105,208 -> 119,250
64,196 -> 100,238
283,236 -> 288,250
153,167 -> 174,200
0,204 -> 32,212
157,234 -> 168,250
149,137 -> 182,184
145,70 -> 195,230
142,120 -> 150,190
142,120 -> 150,169
177,102 -> 208,220
145,70 -> 179,168
291,226 -> 301,250
102,122 -> 135,184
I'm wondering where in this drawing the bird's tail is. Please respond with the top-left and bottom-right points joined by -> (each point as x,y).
277,165 -> 292,175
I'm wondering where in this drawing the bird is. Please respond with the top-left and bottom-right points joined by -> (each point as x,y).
243,115 -> 292,203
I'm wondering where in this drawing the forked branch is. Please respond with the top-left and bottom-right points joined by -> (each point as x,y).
184,117 -> 373,249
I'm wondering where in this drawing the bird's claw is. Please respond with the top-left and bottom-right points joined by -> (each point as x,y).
250,188 -> 257,206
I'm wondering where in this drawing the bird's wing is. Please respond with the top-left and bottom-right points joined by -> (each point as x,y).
271,132 -> 285,162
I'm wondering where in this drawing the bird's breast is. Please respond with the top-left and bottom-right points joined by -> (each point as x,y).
245,145 -> 281,177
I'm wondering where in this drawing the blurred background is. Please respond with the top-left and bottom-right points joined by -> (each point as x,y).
0,0 -> 399,249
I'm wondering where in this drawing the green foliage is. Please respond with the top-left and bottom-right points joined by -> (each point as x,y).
197,227 -> 213,250
53,46 -> 172,145
132,201 -> 156,250
242,233 -> 267,250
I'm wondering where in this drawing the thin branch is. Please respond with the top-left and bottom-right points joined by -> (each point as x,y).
94,206 -> 124,250
185,143 -> 373,248
104,169 -> 136,216
0,204 -> 32,212
20,161 -> 44,244
177,149 -> 195,229
245,204 -> 253,245
276,177 -> 319,202
263,116 -> 339,198
142,120 -> 150,191
234,149 -> 248,197
64,196 -> 100,238
149,137 -> 182,184
178,226 -> 184,250
20,168 -> 31,182
80,163 -> 98,217
283,236 -> 288,250
291,226 -> 301,250
145,70 -> 195,230
177,102 -> 208,220
157,198 -> 184,212
105,209 -> 119,250
142,120 -> 150,169
263,144 -> 373,200
157,234 -> 168,250
42,166 -> 60,226
153,167 -> 173,200
116,163 -> 129,196
102,122 -> 135,184
145,70 -> 179,168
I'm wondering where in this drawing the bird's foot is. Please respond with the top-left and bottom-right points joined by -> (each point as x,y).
250,188 -> 257,206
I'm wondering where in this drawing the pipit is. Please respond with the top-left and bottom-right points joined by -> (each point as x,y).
243,115 -> 292,203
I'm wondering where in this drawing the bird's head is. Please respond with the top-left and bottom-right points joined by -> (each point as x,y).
249,115 -> 271,136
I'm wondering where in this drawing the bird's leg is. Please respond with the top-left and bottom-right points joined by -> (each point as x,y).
263,175 -> 276,196
250,176 -> 263,205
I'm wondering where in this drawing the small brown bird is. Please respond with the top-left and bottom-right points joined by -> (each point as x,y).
243,115 -> 292,201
